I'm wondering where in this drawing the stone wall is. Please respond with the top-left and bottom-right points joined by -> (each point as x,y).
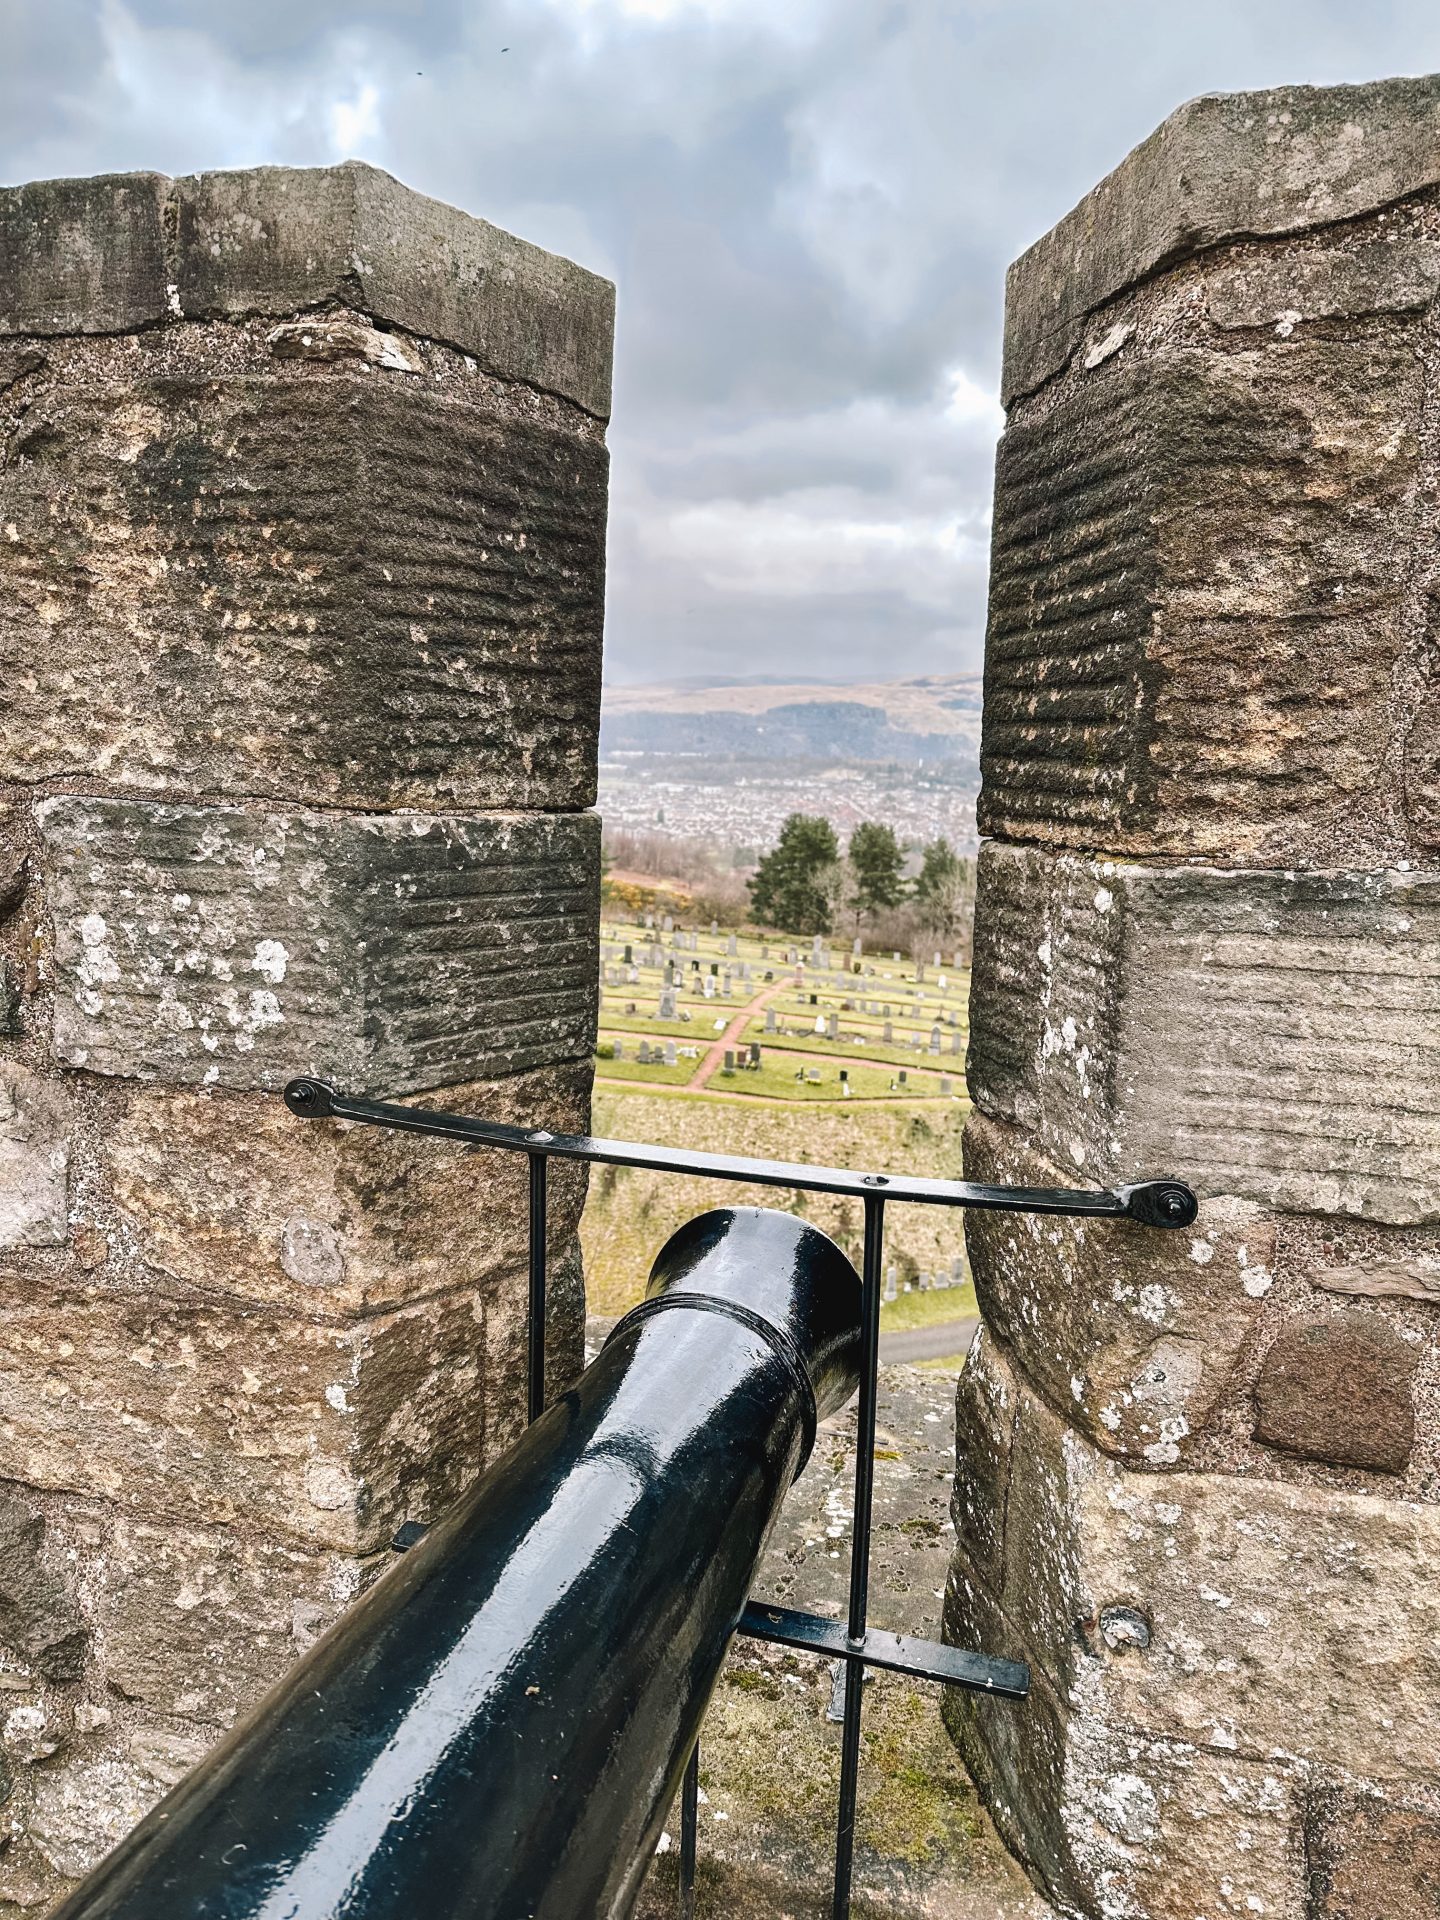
0,164 -> 611,1908
945,79 -> 1440,1920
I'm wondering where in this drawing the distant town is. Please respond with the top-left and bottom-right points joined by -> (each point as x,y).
598,672 -> 983,858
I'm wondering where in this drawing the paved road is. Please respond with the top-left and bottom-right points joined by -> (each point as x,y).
879,1316 -> 977,1364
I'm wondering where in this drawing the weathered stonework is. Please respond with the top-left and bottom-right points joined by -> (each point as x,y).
962,1112 -> 1274,1466
39,798 -> 598,1093
968,842 -> 1440,1223
946,1339 -> 1440,1915
952,73 -> 1440,1920
0,328 -> 608,814
0,164 -> 609,1909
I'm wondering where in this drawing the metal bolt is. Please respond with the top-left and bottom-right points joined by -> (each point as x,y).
1160,1189 -> 1189,1222
862,1174 -> 889,1187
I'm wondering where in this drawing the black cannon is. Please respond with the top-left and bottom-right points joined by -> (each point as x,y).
52,1207 -> 864,1920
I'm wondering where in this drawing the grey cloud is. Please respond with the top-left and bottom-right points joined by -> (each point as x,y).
8,1 -> 1440,683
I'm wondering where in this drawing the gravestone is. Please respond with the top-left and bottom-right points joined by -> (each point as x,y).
765,1009 -> 777,1033
664,1042 -> 677,1068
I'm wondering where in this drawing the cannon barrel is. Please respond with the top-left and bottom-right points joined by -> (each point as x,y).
52,1207 -> 862,1920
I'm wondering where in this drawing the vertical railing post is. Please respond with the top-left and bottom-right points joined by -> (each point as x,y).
679,1739 -> 700,1919
527,1152 -> 549,1425
831,1186 -> 886,1917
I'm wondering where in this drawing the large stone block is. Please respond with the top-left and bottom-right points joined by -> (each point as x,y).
0,1263 -> 550,1553
1307,1792 -> 1440,1919
38,796 -> 599,1093
949,1343 -> 1440,1788
0,173 -> 171,338
101,1063 -> 591,1314
1003,74 -> 1440,400
966,841 -> 1440,1223
0,163 -> 614,416
0,365 -> 607,809
979,335 -> 1424,863
961,1111 -> 1274,1464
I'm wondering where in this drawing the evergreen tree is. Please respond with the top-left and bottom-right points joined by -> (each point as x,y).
747,813 -> 839,933
847,822 -> 907,922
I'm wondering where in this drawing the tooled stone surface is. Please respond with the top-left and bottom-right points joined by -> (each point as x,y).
979,333 -> 1425,862
1252,1310 -> 1419,1473
0,162 -> 614,416
960,1112 -> 1274,1465
0,364 -> 607,810
1004,74 -> 1440,400
37,796 -> 599,1094
966,840 -> 1440,1224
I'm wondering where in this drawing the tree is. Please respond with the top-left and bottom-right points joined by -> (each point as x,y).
912,837 -> 977,954
847,823 -> 906,925
748,813 -> 839,934
814,858 -> 853,935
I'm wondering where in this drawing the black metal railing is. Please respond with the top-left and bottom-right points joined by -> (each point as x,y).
282,1077 -> 1196,1919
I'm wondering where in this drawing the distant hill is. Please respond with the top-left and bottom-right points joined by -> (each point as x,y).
601,674 -> 983,768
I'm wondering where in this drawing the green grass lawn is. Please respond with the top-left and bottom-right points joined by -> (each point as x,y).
706,1051 -> 957,1102
743,1020 -> 965,1074
880,1280 -> 977,1331
594,1042 -> 696,1086
603,1006 -> 728,1040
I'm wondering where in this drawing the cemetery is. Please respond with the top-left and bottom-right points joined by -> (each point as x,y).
595,916 -> 968,1105
586,912 -> 977,1340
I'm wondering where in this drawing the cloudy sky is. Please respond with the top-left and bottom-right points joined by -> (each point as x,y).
6,1 -> 1440,685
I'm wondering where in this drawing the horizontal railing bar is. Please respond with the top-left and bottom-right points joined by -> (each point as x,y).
283,1082 -> 1196,1226
738,1601 -> 1030,1700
